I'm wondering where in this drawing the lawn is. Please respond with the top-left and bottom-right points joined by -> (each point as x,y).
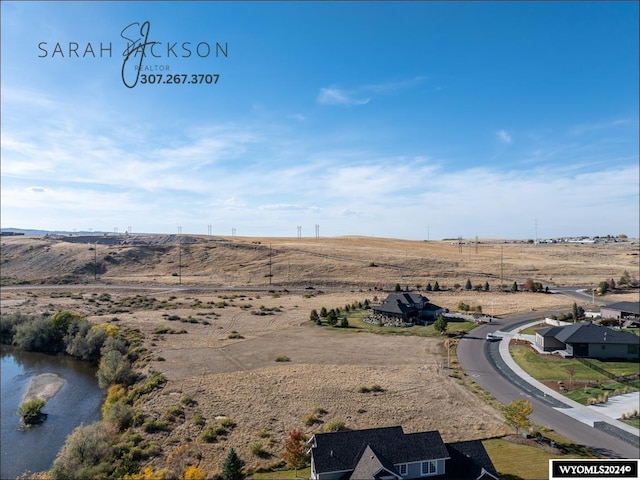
483,438 -> 564,479
518,323 -> 547,335
335,309 -> 477,337
483,435 -> 598,480
510,347 -> 639,381
511,345 -> 640,405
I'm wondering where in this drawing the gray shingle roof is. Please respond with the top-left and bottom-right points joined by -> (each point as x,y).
535,326 -> 565,338
445,440 -> 500,479
349,445 -> 401,480
310,426 -> 449,475
603,302 -> 640,315
554,322 -> 640,345
373,293 -> 431,316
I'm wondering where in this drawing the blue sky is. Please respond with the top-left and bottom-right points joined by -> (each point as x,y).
1,1 -> 638,240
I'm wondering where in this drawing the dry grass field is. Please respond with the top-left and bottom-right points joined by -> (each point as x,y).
1,234 -> 638,475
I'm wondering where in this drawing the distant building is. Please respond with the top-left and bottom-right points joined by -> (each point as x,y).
372,293 -> 445,325
600,302 -> 640,323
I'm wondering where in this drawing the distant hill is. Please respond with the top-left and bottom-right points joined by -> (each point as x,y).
1,228 -> 109,236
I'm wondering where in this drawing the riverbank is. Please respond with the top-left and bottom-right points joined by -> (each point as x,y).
23,373 -> 66,404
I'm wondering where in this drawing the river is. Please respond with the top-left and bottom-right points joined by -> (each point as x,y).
0,347 -> 104,479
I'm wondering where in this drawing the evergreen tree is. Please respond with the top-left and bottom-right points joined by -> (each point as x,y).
221,448 -> 245,480
511,281 -> 518,292
484,281 -> 490,291
320,307 -> 328,317
395,283 -> 402,292
433,281 -> 440,291
433,315 -> 448,335
310,309 -> 319,324
465,279 -> 472,290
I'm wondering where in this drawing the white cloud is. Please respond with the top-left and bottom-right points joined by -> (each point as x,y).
317,87 -> 370,106
317,77 -> 426,107
497,130 -> 512,144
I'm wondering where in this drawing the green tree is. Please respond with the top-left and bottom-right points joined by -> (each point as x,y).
283,428 -> 308,469
433,315 -> 448,335
326,310 -> 338,326
394,283 -> 402,292
572,302 -> 580,323
340,317 -> 349,328
51,422 -> 113,480
433,281 -> 440,291
18,398 -> 46,425
619,270 -> 631,286
484,281 -> 490,291
503,399 -> 533,435
97,349 -> 134,388
320,307 -> 328,317
221,448 -> 245,480
511,281 -> 518,292
465,279 -> 472,290
13,316 -> 63,353
426,283 -> 433,292
309,309 -> 320,324
599,281 -> 609,295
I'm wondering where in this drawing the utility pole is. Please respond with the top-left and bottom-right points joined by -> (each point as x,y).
208,224 -> 212,236
178,241 -> 182,285
269,243 -> 272,286
297,225 -> 302,239
315,224 -> 319,239
94,242 -> 98,281
500,246 -> 504,291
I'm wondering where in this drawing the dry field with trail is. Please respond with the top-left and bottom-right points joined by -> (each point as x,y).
1,234 -> 638,475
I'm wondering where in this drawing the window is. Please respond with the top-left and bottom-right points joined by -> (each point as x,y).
397,464 -> 407,475
421,461 -> 437,475
628,344 -> 638,354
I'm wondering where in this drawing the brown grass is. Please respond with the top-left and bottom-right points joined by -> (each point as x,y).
1,234 -> 638,475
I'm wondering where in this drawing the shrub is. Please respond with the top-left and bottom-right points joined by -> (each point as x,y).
275,355 -> 290,362
164,405 -> 185,422
103,399 -> 134,431
200,424 -> 226,443
193,413 -> 206,426
256,428 -> 270,438
304,413 -> 318,426
142,419 -> 169,433
250,442 -> 268,457
324,420 -> 346,432
217,417 -> 236,429
181,395 -> 198,407
182,465 -> 206,480
17,398 -> 46,424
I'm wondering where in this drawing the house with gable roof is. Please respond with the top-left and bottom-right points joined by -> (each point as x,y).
309,426 -> 499,480
372,293 -> 445,325
535,322 -> 639,360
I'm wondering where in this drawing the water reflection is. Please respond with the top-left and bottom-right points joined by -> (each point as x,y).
1,347 -> 104,479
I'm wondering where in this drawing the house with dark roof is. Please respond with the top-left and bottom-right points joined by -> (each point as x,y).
372,293 -> 445,325
600,301 -> 640,325
535,322 -> 639,360
309,426 -> 499,480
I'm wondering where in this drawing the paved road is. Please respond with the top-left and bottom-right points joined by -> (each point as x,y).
457,311 -> 640,459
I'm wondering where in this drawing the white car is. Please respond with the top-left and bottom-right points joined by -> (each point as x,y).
486,333 -> 499,341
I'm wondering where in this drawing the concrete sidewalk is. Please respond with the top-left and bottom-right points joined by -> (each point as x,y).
495,324 -> 640,438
